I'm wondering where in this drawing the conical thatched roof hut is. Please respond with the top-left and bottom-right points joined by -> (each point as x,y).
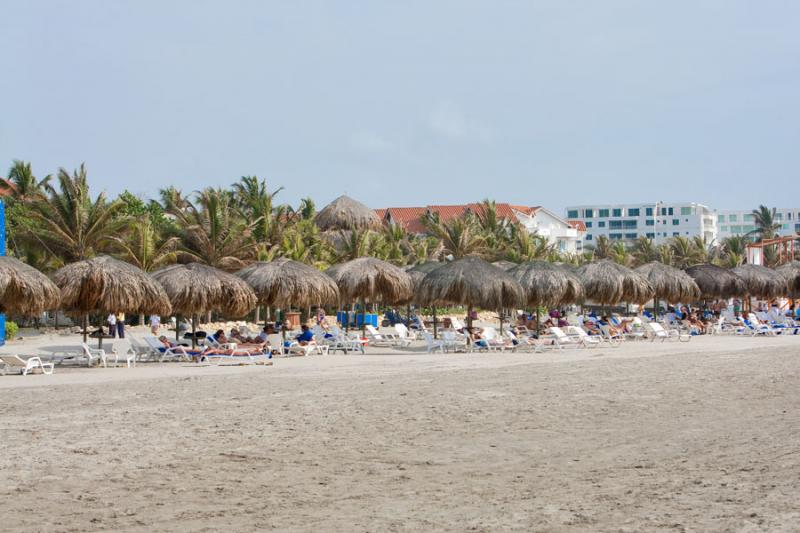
54,256 -> 171,316
576,260 -> 654,305
53,255 -> 172,343
635,262 -> 700,304
508,261 -> 583,308
684,264 -> 747,299
236,258 -> 339,308
415,256 -> 524,313
152,263 -> 257,347
152,263 -> 256,317
325,257 -> 413,304
315,195 -> 382,232
775,261 -> 800,294
731,264 -> 787,299
0,257 -> 60,316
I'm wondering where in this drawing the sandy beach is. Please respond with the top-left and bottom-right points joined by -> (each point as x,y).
2,333 -> 799,532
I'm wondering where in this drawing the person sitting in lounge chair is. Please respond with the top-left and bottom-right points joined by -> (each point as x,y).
295,325 -> 314,346
598,316 -> 623,337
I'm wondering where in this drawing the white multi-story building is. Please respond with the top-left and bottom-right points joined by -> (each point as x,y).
716,208 -> 800,240
564,202 -> 717,247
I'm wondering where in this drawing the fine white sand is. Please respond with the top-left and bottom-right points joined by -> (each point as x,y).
1,333 -> 799,531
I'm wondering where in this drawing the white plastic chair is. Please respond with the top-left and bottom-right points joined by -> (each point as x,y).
0,355 -> 54,375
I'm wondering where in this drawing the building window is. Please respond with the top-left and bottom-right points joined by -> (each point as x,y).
743,214 -> 754,222
672,232 -> 680,237
720,226 -> 728,232
672,219 -> 679,225
567,210 -> 578,218
646,220 -> 654,226
661,208 -> 667,216
586,221 -> 592,228
598,221 -> 606,227
585,234 -> 592,241
623,220 -> 637,229
788,212 -> 793,220
717,214 -> 725,222
646,232 -> 655,239
598,209 -> 609,218
609,220 -> 622,229
612,208 -> 622,217
681,207 -> 692,215
783,223 -> 790,230
743,225 -> 755,232
584,209 -> 593,218
669,208 -> 674,215
795,223 -> 800,231
645,207 -> 653,216
728,214 -> 737,222
730,225 -> 742,233
625,233 -> 637,239
628,208 -> 640,216
609,233 -> 622,240
776,212 -> 783,220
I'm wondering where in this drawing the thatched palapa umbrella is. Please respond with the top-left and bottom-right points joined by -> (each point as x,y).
776,261 -> 800,302
152,263 -> 257,348
0,257 -> 61,317
732,264 -> 787,303
508,261 -> 583,331
577,260 -> 654,308
635,262 -> 700,317
325,257 -> 413,332
415,256 -> 524,332
53,255 -> 171,345
236,258 -> 339,329
315,195 -> 382,232
684,264 -> 747,300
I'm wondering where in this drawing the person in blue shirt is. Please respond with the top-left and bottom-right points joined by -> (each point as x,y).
295,325 -> 314,345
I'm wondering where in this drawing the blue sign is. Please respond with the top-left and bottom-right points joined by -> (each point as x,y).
0,199 -> 6,346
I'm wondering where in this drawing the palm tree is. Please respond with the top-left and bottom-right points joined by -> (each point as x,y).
106,215 -> 178,272
504,228 -> 555,263
609,241 -> 630,265
669,236 -> 704,268
630,237 -> 659,266
422,211 -> 485,259
21,164 -> 125,264
4,160 -> 51,200
748,205 -> 781,241
232,175 -> 285,248
166,188 -> 258,271
717,235 -> 747,267
475,199 -> 513,259
587,235 -> 613,260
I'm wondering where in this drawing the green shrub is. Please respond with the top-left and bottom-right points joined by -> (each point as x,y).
5,320 -> 19,339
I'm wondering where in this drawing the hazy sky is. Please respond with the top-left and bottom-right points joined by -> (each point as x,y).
2,1 -> 799,214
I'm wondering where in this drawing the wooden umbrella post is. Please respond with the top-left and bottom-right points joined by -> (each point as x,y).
98,312 -> 104,350
82,314 -> 88,344
191,314 -> 197,350
432,307 -> 438,339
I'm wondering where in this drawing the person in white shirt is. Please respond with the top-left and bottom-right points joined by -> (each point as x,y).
107,313 -> 117,338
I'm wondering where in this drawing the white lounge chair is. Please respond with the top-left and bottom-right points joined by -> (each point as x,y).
504,329 -> 542,353
548,327 -> 580,349
646,322 -> 691,342
564,326 -> 603,348
143,337 -> 193,362
473,327 -> 510,352
0,355 -> 54,375
422,331 -> 445,353
365,325 -> 410,347
394,323 -> 417,343
442,330 -> 468,352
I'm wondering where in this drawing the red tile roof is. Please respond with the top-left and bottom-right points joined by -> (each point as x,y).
567,220 -> 587,232
375,203 -> 541,234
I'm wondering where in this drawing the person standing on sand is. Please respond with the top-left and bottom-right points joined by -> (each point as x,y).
116,312 -> 125,339
107,313 -> 117,338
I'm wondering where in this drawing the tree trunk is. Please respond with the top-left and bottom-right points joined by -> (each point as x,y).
191,315 -> 197,349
